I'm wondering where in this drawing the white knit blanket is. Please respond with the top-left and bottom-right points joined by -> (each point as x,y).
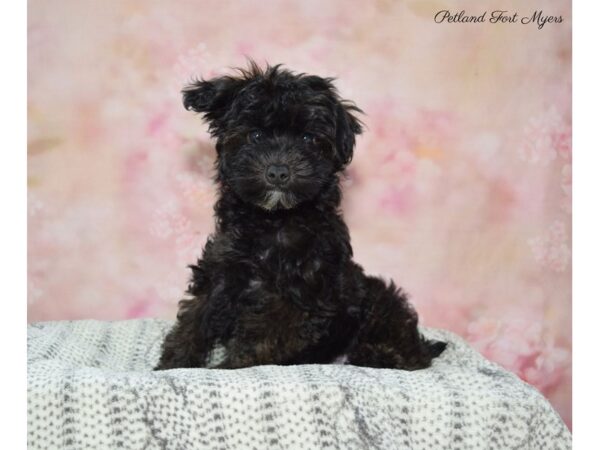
27,319 -> 571,449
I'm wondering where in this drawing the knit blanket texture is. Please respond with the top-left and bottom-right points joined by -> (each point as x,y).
27,319 -> 571,449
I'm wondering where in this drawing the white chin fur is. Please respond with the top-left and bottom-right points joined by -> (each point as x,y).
260,190 -> 295,210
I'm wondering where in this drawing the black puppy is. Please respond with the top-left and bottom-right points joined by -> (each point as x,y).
156,62 -> 446,371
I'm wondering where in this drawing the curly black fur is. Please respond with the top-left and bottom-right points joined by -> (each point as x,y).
155,62 -> 446,371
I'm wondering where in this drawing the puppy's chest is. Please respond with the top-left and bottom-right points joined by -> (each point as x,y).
251,224 -> 321,269
241,224 -> 333,298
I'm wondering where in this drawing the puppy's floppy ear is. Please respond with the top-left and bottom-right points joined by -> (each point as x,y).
335,101 -> 363,168
182,76 -> 242,135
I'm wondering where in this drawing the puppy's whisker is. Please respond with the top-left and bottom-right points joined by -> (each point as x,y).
227,176 -> 259,182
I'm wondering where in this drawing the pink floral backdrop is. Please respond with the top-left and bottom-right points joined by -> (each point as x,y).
28,0 -> 572,427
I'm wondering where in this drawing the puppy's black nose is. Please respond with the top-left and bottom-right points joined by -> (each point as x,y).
265,164 -> 290,186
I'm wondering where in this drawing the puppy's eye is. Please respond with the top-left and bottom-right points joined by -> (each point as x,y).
302,133 -> 317,145
248,130 -> 264,143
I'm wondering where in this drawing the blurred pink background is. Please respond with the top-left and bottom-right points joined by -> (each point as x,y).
28,0 -> 571,427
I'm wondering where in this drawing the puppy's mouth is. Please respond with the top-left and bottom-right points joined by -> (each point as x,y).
259,189 -> 297,211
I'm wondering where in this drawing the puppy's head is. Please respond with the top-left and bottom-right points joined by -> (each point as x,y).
182,62 -> 362,211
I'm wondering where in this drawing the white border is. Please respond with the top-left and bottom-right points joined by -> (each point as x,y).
573,0 -> 600,446
0,0 -> 27,447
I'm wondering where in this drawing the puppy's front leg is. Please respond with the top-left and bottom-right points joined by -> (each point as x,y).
154,296 -> 215,370
213,308 -> 333,369
346,276 -> 446,370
